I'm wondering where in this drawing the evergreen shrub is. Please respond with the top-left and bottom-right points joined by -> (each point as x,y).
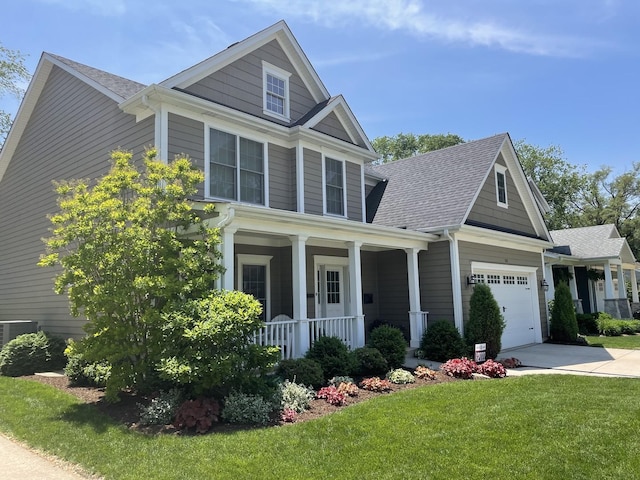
420,320 -> 467,362
367,325 -> 407,369
464,283 -> 505,359
305,336 -> 353,381
0,332 -> 66,377
550,282 -> 579,342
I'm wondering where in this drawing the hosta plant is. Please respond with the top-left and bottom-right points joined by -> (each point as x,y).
317,386 -> 347,406
440,357 -> 478,379
173,397 -> 220,434
476,359 -> 507,378
359,377 -> 392,392
414,365 -> 437,380
386,368 -> 415,384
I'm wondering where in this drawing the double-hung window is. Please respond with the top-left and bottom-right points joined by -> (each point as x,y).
237,255 -> 272,322
262,61 -> 291,121
495,164 -> 508,207
209,128 -> 265,205
325,157 -> 345,216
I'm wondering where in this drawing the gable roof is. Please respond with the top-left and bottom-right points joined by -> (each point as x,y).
549,224 -> 636,264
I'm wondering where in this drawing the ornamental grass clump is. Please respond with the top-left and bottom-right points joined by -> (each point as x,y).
386,368 -> 415,384
440,357 -> 478,379
476,359 -> 507,378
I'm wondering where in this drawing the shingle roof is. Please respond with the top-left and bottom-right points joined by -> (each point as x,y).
370,133 -> 507,230
549,224 -> 634,260
48,54 -> 146,100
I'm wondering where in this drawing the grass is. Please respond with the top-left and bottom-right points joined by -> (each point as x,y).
585,334 -> 640,349
2,375 -> 640,479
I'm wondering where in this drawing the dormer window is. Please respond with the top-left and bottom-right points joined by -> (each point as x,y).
262,61 -> 291,121
495,164 -> 508,208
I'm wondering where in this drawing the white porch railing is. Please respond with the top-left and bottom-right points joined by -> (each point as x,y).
251,318 -> 297,360
308,316 -> 361,350
409,311 -> 429,348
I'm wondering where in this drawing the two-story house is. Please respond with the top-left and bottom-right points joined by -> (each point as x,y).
0,21 -> 553,355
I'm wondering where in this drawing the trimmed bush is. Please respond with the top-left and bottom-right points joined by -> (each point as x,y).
367,325 -> 407,369
0,332 -> 66,377
550,282 -> 579,342
576,313 -> 599,335
350,347 -> 388,377
275,358 -> 324,389
222,391 -> 273,426
464,283 -> 505,359
305,336 -> 353,381
420,320 -> 467,362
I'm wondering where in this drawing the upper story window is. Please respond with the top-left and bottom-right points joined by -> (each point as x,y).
495,164 -> 508,208
262,61 -> 291,121
209,128 -> 265,205
324,156 -> 345,216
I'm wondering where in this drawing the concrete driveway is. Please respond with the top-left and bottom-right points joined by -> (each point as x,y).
500,343 -> 640,378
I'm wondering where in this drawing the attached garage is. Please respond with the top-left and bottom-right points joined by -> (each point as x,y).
471,262 -> 542,350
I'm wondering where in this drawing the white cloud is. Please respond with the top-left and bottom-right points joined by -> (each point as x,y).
36,0 -> 127,16
237,0 -> 603,57
313,51 -> 396,68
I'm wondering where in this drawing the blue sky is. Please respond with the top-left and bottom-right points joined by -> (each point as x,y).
2,0 -> 638,172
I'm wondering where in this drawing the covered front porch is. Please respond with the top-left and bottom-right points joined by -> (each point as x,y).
205,203 -> 437,358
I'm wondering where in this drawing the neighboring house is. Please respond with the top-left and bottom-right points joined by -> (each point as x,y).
0,20 -> 553,355
368,135 -> 553,350
546,225 -> 639,319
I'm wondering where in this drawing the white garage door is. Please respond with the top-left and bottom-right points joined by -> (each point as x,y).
473,269 -> 538,349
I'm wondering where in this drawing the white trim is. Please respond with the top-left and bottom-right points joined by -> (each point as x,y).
262,61 -> 291,122
314,255 -> 350,319
447,232 -> 464,333
237,254 -> 273,320
495,163 -> 508,208
471,262 -> 538,274
322,154 -> 348,218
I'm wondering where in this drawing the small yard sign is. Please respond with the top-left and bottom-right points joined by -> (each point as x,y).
474,343 -> 487,363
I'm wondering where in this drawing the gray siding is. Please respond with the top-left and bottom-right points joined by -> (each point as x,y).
303,148 -> 323,215
312,111 -> 351,143
346,161 -> 363,222
419,242 -> 454,325
167,113 -> 205,197
457,241 -> 548,337
234,244 -> 293,319
466,155 -> 537,236
377,250 -> 410,337
361,251 -> 380,330
0,66 -> 154,338
269,144 -> 296,211
183,40 -> 317,125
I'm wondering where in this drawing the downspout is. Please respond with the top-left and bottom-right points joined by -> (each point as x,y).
443,229 -> 464,334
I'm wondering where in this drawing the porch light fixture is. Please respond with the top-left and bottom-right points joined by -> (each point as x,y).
467,275 -> 477,286
540,279 -> 549,292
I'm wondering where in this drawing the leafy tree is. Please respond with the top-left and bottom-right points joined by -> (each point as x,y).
550,282 -> 578,342
464,283 -> 505,359
0,43 -> 30,144
515,140 -> 589,230
372,132 -> 464,164
39,148 -> 225,399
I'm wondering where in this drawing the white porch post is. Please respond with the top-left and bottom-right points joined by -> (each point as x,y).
291,235 -> 309,357
347,241 -> 365,348
604,262 -> 615,299
632,268 -> 639,303
221,227 -> 237,290
567,265 -> 579,300
617,265 -> 626,299
406,248 -> 422,348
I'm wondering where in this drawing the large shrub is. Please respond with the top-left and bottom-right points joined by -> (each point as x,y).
576,313 -> 599,335
305,336 -> 353,381
367,325 -> 407,369
464,283 -> 505,359
221,391 -> 273,426
64,340 -> 111,387
550,282 -> 579,342
350,347 -> 388,377
0,332 -> 66,377
275,358 -> 324,389
420,320 -> 467,362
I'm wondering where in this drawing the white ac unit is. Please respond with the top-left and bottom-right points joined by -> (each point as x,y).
0,321 -> 38,347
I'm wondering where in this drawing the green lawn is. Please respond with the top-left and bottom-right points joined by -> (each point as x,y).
2,375 -> 640,479
585,334 -> 640,349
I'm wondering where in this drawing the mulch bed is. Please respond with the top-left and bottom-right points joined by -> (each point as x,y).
22,371 -> 460,434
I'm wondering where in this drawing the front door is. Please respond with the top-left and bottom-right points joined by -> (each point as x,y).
316,264 -> 347,318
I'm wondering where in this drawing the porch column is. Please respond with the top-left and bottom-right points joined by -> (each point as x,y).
617,266 -> 627,300
406,248 -> 422,348
603,262 -> 615,299
347,241 -> 365,348
290,235 -> 309,357
221,227 -> 237,290
631,268 -> 639,303
567,265 -> 582,314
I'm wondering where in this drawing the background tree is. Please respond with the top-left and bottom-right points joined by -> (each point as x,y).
464,283 -> 505,359
39,149 -> 227,399
0,43 -> 30,144
372,132 -> 464,164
